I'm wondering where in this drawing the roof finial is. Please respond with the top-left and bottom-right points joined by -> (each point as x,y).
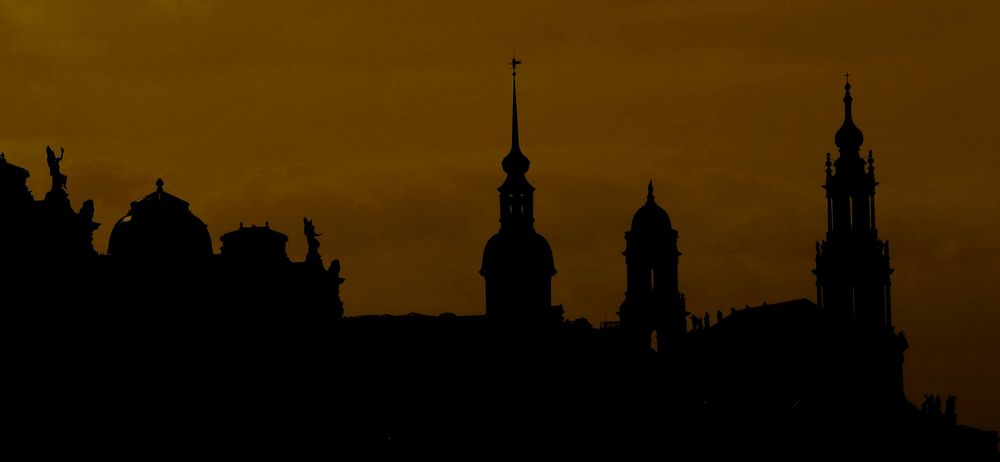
510,54 -> 521,151
647,179 -> 655,202
834,75 -> 863,152
155,178 -> 164,192
843,72 -> 854,114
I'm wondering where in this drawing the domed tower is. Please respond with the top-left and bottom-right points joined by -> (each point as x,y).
480,58 -> 557,323
108,178 -> 213,263
220,222 -> 290,266
619,181 -> 685,352
814,78 -> 893,328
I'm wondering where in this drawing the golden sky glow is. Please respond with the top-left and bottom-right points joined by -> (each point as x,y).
1,0 -> 997,429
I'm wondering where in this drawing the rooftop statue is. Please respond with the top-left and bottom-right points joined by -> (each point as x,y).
46,146 -> 67,195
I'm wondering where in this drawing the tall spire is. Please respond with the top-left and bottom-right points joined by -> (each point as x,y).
647,180 -> 655,203
511,55 -> 521,152
502,56 -> 530,175
835,73 -> 864,153
842,73 -> 853,121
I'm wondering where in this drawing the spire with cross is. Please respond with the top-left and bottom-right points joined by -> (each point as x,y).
505,55 -> 526,166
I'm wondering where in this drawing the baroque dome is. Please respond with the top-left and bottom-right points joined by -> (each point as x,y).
108,178 -> 212,260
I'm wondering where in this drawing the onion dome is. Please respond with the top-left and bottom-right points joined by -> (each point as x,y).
834,79 -> 864,153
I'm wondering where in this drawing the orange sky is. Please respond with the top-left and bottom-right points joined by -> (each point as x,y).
1,0 -> 997,429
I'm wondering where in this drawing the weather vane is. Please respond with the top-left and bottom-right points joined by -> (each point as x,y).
510,53 -> 521,77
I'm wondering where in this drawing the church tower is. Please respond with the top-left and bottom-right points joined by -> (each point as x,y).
814,78 -> 893,329
619,182 -> 685,352
480,58 -> 558,323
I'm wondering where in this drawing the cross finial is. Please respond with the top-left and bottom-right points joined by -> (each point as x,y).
510,53 -> 521,76
843,72 -> 851,83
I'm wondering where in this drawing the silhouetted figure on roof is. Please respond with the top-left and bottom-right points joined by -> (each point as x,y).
304,217 -> 323,267
945,396 -> 957,425
329,259 -> 345,318
703,312 -> 711,328
0,147 -> 101,262
691,314 -> 702,331
716,309 -> 724,324
923,395 -> 944,417
46,146 -> 67,196
79,200 -> 94,223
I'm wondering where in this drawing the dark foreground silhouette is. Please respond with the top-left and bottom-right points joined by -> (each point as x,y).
1,68 -> 996,457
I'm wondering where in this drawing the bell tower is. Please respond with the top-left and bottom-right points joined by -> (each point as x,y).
814,76 -> 893,328
619,181 -> 685,352
480,58 -> 558,323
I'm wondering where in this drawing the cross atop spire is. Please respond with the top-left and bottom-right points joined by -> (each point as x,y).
510,53 -> 521,76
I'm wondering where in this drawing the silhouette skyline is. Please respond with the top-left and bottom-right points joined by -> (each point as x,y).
3,60 -> 997,453
1,0 -> 997,438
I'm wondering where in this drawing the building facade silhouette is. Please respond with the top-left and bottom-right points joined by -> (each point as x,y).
0,70 -> 995,456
